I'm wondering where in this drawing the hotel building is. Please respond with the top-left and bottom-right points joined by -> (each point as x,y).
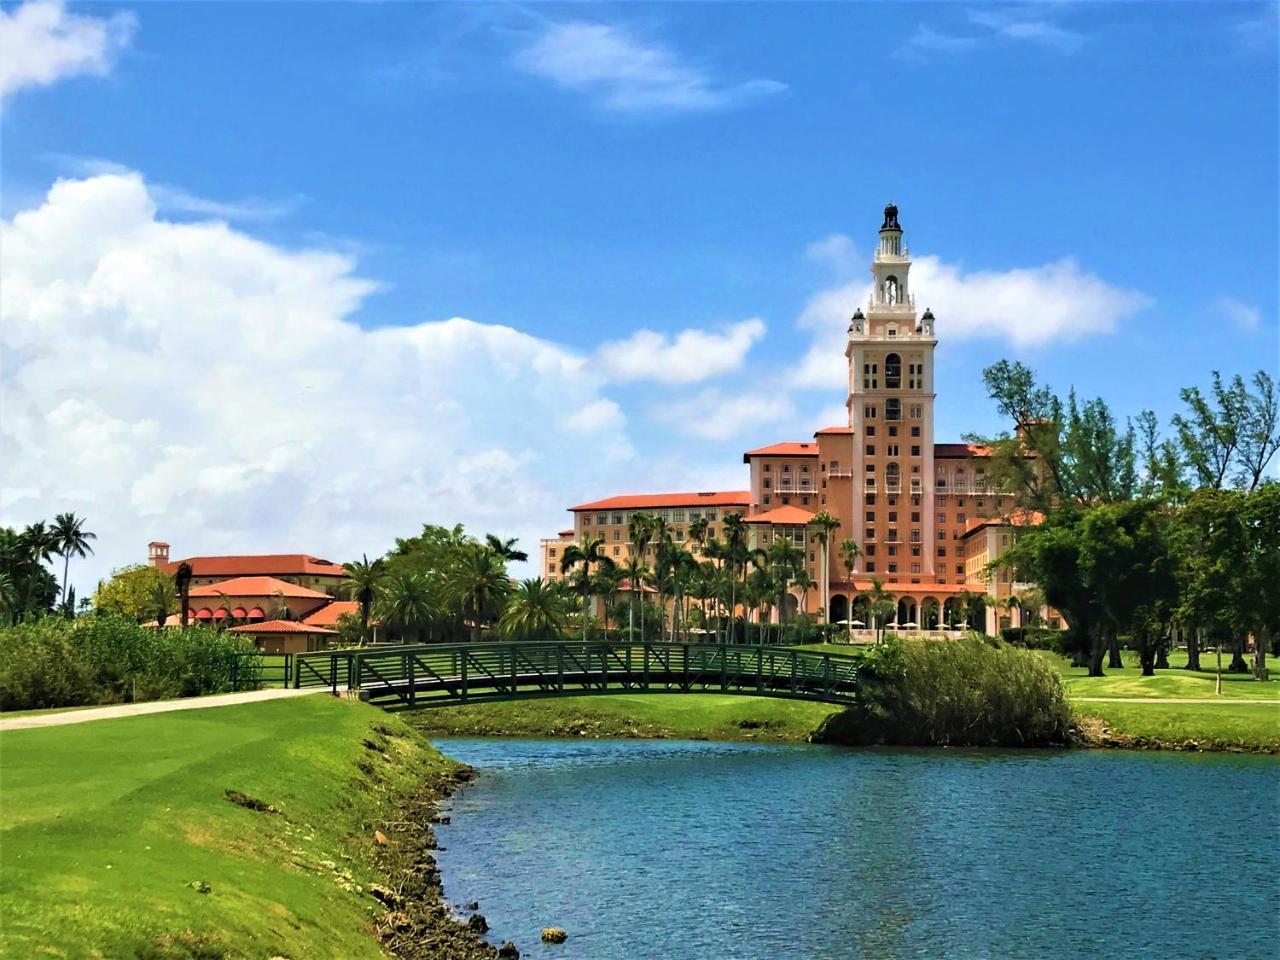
542,205 -> 1045,635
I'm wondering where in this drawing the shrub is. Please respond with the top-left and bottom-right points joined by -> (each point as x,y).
0,615 -> 263,712
819,635 -> 1074,747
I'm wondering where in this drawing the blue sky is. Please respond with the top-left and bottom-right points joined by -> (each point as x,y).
2,1 -> 1277,585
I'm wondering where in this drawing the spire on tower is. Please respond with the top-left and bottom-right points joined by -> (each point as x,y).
880,203 -> 901,232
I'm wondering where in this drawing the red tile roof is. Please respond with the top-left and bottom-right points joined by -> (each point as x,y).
814,425 -> 854,435
301,600 -> 361,627
187,576 -> 333,599
570,491 -> 751,512
934,443 -> 994,458
963,510 -> 1045,536
160,554 -> 347,578
227,619 -> 338,635
745,505 -> 817,525
743,441 -> 819,459
558,529 -> 574,537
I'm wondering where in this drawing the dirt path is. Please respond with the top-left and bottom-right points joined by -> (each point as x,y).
1072,696 -> 1278,705
0,687 -> 329,732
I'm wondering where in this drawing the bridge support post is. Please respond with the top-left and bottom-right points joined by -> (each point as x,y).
642,644 -> 650,691
408,654 -> 416,708
461,651 -> 468,704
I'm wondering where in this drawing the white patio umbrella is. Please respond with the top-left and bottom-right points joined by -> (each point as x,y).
902,621 -> 919,628
850,619 -> 866,627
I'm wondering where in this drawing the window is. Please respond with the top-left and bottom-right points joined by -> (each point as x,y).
911,511 -> 920,522
911,425 -> 920,437
886,444 -> 900,457
764,495 -> 771,504
865,562 -> 876,573
764,464 -> 772,472
957,513 -> 966,523
864,544 -> 876,556
888,545 -> 898,556
957,498 -> 965,507
673,509 -> 686,522
888,528 -> 899,542
888,511 -> 898,522
888,426 -> 899,437
911,445 -> 920,456
865,494 -> 876,505
549,548 -> 557,557
866,426 -> 876,437
707,510 -> 718,520
864,404 -> 877,419
801,465 -> 809,473
911,547 -> 920,557
937,497 -> 948,507
908,363 -> 921,390
865,527 -> 875,539
764,479 -> 772,488
782,465 -> 790,473
937,513 -> 946,524
909,404 -> 922,419
613,530 -> 620,540
866,444 -> 876,456
996,499 -> 1004,509
612,513 -> 623,525
884,353 -> 902,389
613,546 -> 621,556
597,514 -> 607,525
888,563 -> 898,573
866,463 -> 876,473
910,530 -> 921,543
583,516 -> 591,525
955,564 -> 964,575
938,547 -> 947,557
782,497 -> 791,505
862,361 -> 879,390
865,511 -> 875,522
911,563 -> 921,574
802,496 -> 810,506
976,499 -> 985,508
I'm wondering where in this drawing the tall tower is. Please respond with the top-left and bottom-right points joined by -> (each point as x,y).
844,204 -> 938,584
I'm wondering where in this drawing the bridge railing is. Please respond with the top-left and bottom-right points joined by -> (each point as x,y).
295,641 -> 860,709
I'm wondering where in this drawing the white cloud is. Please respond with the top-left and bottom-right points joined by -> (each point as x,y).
596,318 -> 766,384
898,23 -> 979,57
0,172 -> 646,587
513,20 -> 785,115
0,0 -> 135,100
655,388 -> 797,442
805,234 -> 860,275
1217,296 -> 1261,332
968,10 -> 1086,53
789,236 -> 1151,389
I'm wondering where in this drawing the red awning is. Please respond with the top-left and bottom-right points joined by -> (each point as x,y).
213,608 -> 228,620
231,608 -> 247,619
195,609 -> 213,620
186,609 -> 197,620
247,607 -> 265,619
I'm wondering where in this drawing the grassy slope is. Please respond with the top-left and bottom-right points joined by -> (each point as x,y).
0,696 -> 459,960
1077,701 -> 1280,751
408,693 -> 842,743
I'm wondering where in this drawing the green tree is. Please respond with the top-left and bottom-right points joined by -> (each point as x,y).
810,511 -> 841,629
377,572 -> 437,644
175,562 -> 193,629
866,578 -> 896,644
499,578 -> 568,640
766,536 -> 804,645
619,555 -> 650,642
838,537 -> 861,641
484,534 -> 529,563
341,553 -> 386,645
560,536 -> 614,642
593,564 -> 624,635
449,547 -> 511,641
93,565 -> 174,622
148,579 -> 176,629
52,513 -> 96,610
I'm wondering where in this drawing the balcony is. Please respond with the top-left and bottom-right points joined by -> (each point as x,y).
884,481 -> 902,494
863,478 -> 877,492
827,468 -> 852,478
910,479 -> 923,494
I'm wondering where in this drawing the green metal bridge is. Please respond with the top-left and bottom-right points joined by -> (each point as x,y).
292,641 -> 861,711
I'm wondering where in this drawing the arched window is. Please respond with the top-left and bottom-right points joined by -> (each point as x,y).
884,352 -> 902,389
885,276 -> 899,304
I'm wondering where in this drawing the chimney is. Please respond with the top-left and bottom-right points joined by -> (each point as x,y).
148,541 -> 170,567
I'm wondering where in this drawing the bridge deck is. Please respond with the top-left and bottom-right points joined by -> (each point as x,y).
294,641 -> 860,710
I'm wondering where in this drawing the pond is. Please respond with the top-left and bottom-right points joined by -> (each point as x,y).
433,738 -> 1279,959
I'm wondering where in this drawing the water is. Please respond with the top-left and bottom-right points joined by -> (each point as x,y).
432,738 -> 1280,960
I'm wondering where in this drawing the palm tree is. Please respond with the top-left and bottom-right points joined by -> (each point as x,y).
745,565 -> 774,642
498,578 -> 567,639
722,512 -> 747,638
0,572 -> 18,626
620,555 -> 649,641
52,513 -> 95,609
593,564 -> 625,635
810,511 -> 841,629
560,536 -> 614,642
793,568 -> 815,639
766,537 -> 804,644
149,579 -> 175,629
484,534 -> 529,564
838,538 -> 861,641
999,594 -> 1021,633
668,548 -> 700,641
450,547 -> 512,641
647,517 -> 672,639
342,554 -> 386,645
175,562 -> 193,628
379,571 -> 437,644
866,578 -> 895,643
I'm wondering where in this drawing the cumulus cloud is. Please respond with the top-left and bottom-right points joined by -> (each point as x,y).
513,20 -> 785,115
1216,296 -> 1261,332
968,10 -> 1086,53
654,388 -> 797,442
789,237 -> 1151,389
0,0 -> 135,100
596,318 -> 766,384
0,173 -> 644,586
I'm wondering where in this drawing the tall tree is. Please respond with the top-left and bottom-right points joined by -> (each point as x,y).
1172,371 -> 1246,491
449,547 -> 512,641
1235,371 -> 1280,492
342,553 -> 386,645
175,562 -> 193,628
560,536 -> 614,642
838,538 -> 860,641
52,513 -> 96,609
378,572 -> 437,644
766,536 -> 804,645
722,512 -> 748,640
484,534 -> 529,563
810,511 -> 841,629
619,555 -> 650,642
498,578 -> 568,640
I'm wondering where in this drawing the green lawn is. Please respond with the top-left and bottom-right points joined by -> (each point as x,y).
0,696 -> 458,959
408,693 -> 843,742
1039,649 -> 1280,700
1076,700 -> 1280,751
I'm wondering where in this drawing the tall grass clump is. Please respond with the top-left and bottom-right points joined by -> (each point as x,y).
0,614 -> 260,711
817,635 -> 1074,747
